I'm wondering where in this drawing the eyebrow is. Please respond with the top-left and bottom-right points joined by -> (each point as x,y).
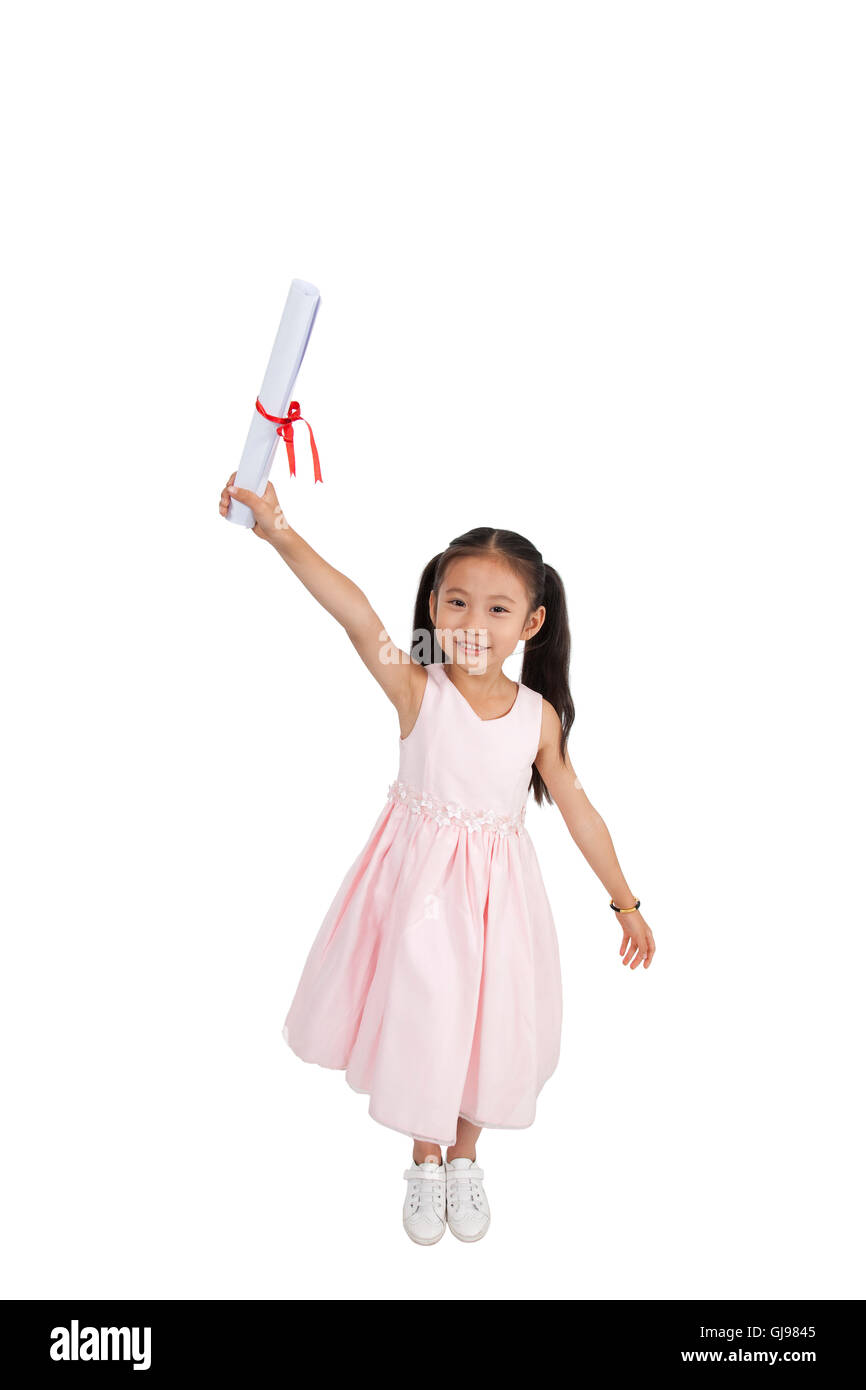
444,587 -> 517,603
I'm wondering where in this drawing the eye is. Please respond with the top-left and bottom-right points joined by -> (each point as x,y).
491,606 -> 508,615
448,598 -> 466,608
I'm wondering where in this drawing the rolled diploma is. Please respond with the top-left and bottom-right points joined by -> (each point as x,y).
227,278 -> 321,527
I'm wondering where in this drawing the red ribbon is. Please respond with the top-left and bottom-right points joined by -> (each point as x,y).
255,398 -> 323,484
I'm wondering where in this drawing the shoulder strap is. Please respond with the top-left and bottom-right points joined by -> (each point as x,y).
517,681 -> 544,764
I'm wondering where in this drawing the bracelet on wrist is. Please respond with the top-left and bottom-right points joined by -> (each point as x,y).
610,896 -> 640,914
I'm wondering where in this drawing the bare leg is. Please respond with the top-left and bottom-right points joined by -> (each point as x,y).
412,1139 -> 443,1165
446,1116 -> 482,1163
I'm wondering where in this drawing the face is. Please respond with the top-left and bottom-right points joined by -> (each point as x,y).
428,555 -> 545,671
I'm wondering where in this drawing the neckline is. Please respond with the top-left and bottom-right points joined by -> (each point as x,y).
437,662 -> 522,724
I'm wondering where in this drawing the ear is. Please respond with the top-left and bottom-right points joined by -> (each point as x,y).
428,589 -> 437,625
523,604 -> 546,640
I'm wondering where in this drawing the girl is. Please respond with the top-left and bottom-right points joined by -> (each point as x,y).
220,473 -> 655,1245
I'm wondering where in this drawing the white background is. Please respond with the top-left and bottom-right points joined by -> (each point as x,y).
2,0 -> 863,1301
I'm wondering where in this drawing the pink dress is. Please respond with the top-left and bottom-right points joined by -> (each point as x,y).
282,659 -> 562,1148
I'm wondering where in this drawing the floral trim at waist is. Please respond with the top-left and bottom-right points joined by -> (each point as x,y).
386,779 -> 527,836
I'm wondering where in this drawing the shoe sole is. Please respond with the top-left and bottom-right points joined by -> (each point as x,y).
403,1223 -> 446,1245
447,1219 -> 491,1242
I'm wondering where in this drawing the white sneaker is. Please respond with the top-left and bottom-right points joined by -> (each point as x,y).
402,1156 -> 447,1245
445,1157 -> 490,1241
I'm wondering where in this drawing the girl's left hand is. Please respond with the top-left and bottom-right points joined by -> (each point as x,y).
619,910 -> 655,969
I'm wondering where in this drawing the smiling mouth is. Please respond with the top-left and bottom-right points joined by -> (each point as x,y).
457,641 -> 490,654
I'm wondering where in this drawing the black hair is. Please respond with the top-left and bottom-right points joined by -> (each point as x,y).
410,526 -> 574,807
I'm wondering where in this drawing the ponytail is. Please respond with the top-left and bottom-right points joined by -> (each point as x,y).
521,562 -> 574,806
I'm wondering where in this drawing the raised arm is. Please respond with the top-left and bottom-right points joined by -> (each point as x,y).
223,475 -> 421,729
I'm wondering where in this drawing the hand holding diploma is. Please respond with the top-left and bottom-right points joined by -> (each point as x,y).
219,471 -> 287,544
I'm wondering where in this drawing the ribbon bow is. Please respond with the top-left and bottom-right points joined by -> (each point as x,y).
255,398 -> 323,484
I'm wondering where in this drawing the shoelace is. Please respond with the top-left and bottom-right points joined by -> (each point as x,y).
446,1165 -> 486,1212
403,1162 -> 445,1218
